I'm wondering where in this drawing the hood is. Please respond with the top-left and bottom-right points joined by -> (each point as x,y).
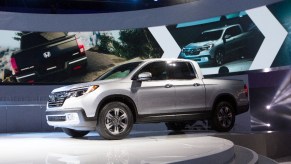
184,41 -> 214,49
52,79 -> 120,93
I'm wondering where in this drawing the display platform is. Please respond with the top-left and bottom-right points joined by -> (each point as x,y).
0,132 -> 236,163
0,131 -> 280,163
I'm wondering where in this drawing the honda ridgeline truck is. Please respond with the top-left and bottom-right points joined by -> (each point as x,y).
10,32 -> 87,82
179,24 -> 250,66
46,59 -> 249,140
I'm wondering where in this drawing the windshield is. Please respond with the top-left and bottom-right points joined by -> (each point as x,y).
196,30 -> 223,42
96,61 -> 142,81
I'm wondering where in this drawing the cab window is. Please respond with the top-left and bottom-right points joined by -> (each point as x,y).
135,61 -> 167,80
168,62 -> 196,80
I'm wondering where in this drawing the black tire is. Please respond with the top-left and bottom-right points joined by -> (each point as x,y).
212,101 -> 235,132
165,122 -> 187,131
2,69 -> 12,80
214,49 -> 225,66
62,128 -> 90,138
97,102 -> 133,140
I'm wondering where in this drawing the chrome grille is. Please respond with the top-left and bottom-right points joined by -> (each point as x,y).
183,49 -> 200,56
48,91 -> 68,107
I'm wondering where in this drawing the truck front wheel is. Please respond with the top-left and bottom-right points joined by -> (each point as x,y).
62,128 -> 90,138
212,101 -> 235,132
97,102 -> 133,140
214,49 -> 225,66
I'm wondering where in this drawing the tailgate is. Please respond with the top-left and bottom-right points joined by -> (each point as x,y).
14,35 -> 83,75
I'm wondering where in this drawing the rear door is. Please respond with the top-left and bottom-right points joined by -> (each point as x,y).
169,61 -> 206,112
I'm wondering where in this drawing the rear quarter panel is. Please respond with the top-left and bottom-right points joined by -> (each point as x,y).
203,78 -> 248,110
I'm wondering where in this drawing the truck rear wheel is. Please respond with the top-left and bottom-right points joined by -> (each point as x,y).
2,69 -> 12,81
97,102 -> 133,140
62,128 -> 90,138
165,122 -> 187,131
212,101 -> 235,132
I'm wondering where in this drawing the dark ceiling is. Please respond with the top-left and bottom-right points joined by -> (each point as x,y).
0,0 -> 197,14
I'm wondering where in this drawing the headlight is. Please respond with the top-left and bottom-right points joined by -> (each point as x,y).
200,43 -> 214,51
67,85 -> 99,98
86,85 -> 99,94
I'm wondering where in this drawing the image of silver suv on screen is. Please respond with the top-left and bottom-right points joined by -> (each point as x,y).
179,24 -> 250,66
46,59 -> 249,140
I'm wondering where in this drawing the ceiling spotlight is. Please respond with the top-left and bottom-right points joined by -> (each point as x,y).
266,105 -> 271,110
266,124 -> 271,127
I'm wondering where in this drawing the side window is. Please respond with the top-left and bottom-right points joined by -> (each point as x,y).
168,62 -> 196,80
230,26 -> 241,36
224,26 -> 241,38
136,61 -> 167,80
224,28 -> 231,37
225,26 -> 241,37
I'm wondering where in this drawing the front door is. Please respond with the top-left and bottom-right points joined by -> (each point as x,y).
133,61 -> 176,115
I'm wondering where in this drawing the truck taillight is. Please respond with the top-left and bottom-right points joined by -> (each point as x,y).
10,57 -> 19,74
244,84 -> 248,97
76,37 -> 85,55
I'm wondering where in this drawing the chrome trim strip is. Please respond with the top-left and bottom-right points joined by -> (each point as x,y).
21,66 -> 34,71
68,57 -> 87,65
16,73 -> 36,80
72,52 -> 79,56
47,66 -> 57,70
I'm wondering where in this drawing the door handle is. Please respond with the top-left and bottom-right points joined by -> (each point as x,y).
193,83 -> 200,86
165,84 -> 173,88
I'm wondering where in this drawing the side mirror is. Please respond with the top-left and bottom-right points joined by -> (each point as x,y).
224,34 -> 232,40
137,72 -> 152,81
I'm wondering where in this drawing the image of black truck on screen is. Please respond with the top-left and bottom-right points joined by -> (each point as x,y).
10,32 -> 87,83
179,24 -> 250,66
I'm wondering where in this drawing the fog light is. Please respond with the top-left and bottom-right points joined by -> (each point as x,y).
66,113 -> 79,121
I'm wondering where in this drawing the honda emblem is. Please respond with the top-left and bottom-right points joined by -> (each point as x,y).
43,51 -> 51,58
49,94 -> 56,102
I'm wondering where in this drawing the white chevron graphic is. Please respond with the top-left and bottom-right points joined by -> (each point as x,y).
246,6 -> 288,70
148,26 -> 181,58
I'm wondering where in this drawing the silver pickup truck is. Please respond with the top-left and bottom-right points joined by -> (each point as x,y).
179,24 -> 250,66
46,59 -> 249,140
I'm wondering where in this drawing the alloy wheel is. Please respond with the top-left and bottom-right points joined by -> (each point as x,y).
215,50 -> 224,65
105,108 -> 128,135
217,105 -> 233,128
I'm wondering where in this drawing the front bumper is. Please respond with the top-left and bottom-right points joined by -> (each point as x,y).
46,108 -> 96,131
179,51 -> 213,64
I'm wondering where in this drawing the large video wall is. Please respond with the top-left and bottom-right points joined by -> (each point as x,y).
0,0 -> 290,84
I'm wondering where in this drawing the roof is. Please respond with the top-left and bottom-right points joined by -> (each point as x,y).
142,58 -> 197,63
203,24 -> 241,33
